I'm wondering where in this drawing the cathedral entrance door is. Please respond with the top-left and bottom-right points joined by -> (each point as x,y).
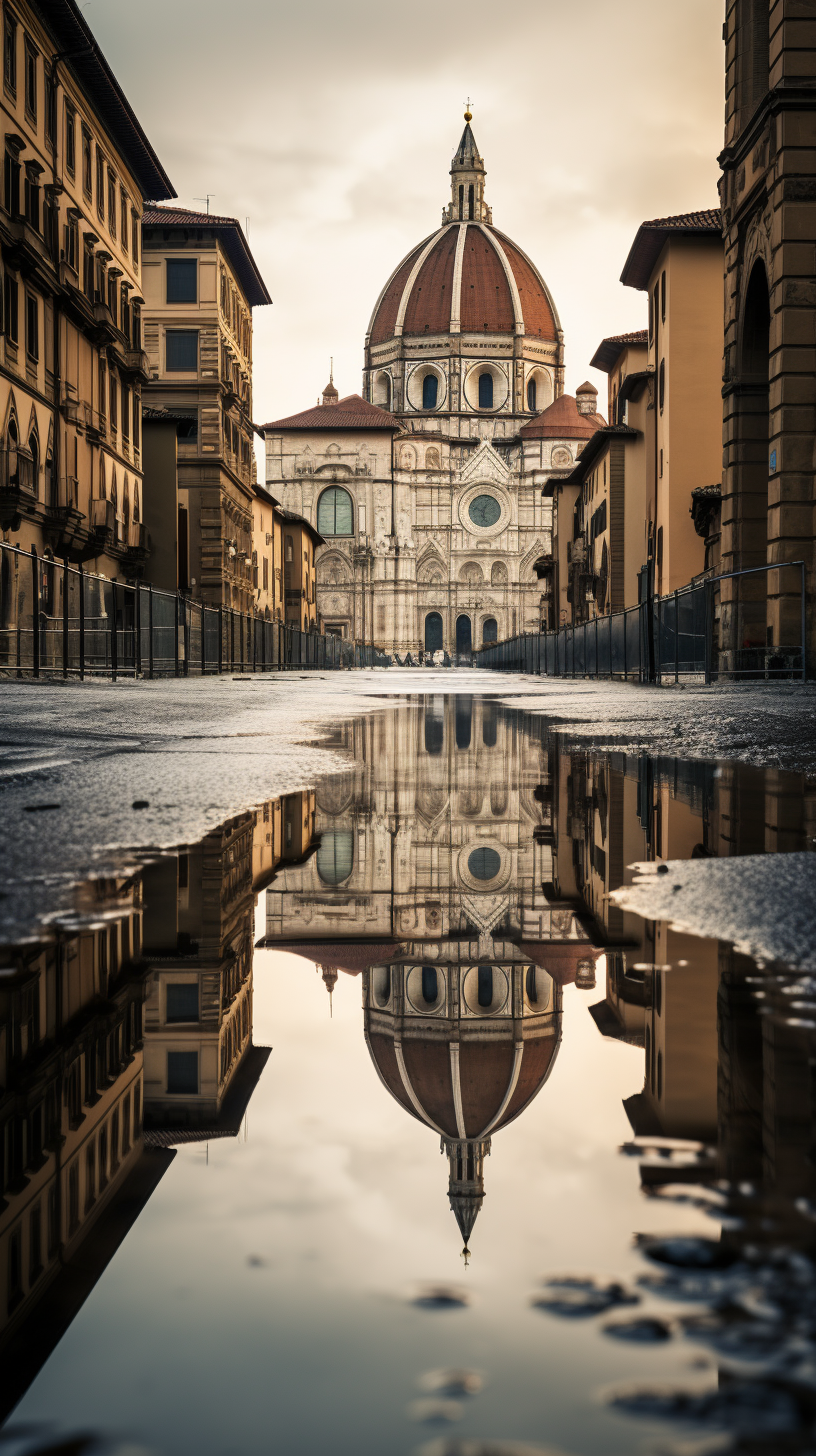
425,612 -> 443,655
456,614 -> 472,663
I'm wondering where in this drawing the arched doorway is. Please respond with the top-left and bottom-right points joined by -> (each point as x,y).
729,258 -> 771,670
424,611 -> 443,654
455,614 -> 472,661
482,617 -> 498,646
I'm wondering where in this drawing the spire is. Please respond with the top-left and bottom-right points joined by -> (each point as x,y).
443,105 -> 492,226
318,963 -> 338,1014
322,359 -> 338,407
442,1136 -> 491,1255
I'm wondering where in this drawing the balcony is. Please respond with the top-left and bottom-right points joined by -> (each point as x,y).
43,476 -> 88,559
0,446 -> 37,529
120,347 -> 150,383
60,382 -> 81,422
83,402 -> 107,441
92,298 -> 118,345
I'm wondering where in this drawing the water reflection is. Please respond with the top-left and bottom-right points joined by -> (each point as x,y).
0,788 -> 315,1423
2,695 -> 816,1453
264,698 -> 599,1255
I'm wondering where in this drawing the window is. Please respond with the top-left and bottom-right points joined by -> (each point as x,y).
661,269 -> 666,323
468,846 -> 501,881
4,150 -> 20,216
4,11 -> 16,93
422,373 -> 438,409
64,215 -> 77,272
131,211 -> 139,267
421,966 -> 438,1004
482,617 -> 498,645
478,371 -> 493,409
108,170 -> 116,236
477,966 -> 493,1008
95,148 -> 104,218
167,1050 -> 198,1095
166,982 -> 199,1022
316,829 -> 353,885
4,274 -> 18,343
527,378 -> 537,412
44,71 -> 55,146
25,294 -> 37,360
316,486 -> 353,536
65,106 -> 75,175
133,395 -> 140,450
82,127 -> 92,197
175,411 -> 198,442
109,371 -> 118,432
122,384 -> 130,440
120,189 -> 128,251
166,258 -> 197,304
98,357 -> 107,417
24,37 -> 35,118
166,330 -> 198,371
659,357 -> 665,412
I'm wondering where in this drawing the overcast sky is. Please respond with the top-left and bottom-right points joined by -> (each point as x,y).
88,0 -> 723,422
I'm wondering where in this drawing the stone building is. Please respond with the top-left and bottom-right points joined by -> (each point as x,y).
141,207 -> 271,612
267,116 -> 595,660
720,0 -> 816,672
263,700 -> 600,1250
0,0 -> 174,620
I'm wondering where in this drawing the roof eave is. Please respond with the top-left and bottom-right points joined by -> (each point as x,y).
620,224 -> 723,292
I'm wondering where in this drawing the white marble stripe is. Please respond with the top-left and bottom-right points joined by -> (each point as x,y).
449,1042 -> 467,1138
479,1040 -> 524,1137
449,223 -> 469,335
395,1041 -> 446,1135
394,227 -> 449,337
479,223 -> 525,336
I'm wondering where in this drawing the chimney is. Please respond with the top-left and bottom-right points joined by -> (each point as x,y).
576,381 -> 598,417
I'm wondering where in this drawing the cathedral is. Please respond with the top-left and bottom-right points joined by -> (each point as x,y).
263,114 -> 604,659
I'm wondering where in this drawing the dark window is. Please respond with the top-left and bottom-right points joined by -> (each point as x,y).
120,190 -> 128,251
98,358 -> 106,417
166,982 -> 199,1023
166,330 -> 198,371
477,966 -> 493,1007
166,258 -> 197,304
458,183 -> 463,219
4,274 -> 18,344
131,212 -> 139,267
4,13 -> 16,92
24,39 -> 35,118
421,966 -> 438,1004
82,128 -> 92,196
316,829 -> 353,885
25,294 -> 37,360
422,373 -> 438,409
317,486 -> 353,535
95,148 -> 104,218
122,384 -> 130,440
526,966 -> 538,1003
478,372 -> 493,409
482,617 -> 498,645
468,846 -> 501,881
658,358 -> 665,412
468,183 -> 474,217
175,412 -> 197,441
482,701 -> 498,746
455,614 -> 472,656
424,611 -> 443,654
108,171 -> 116,235
455,695 -> 472,749
44,71 -> 55,146
109,372 -> 118,432
527,378 -> 537,412
660,269 -> 666,323
167,1050 -> 198,1095
4,150 -> 20,217
424,700 -> 444,753
65,107 -> 75,174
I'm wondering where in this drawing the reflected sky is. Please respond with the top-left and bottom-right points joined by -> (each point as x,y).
4,698 -> 816,1456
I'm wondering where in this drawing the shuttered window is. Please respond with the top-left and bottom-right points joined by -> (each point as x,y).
317,486 -> 353,536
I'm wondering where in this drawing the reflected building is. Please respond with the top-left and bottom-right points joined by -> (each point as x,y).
264,699 -> 600,1251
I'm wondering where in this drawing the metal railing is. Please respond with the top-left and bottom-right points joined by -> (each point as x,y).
476,562 -> 808,683
0,542 -> 383,679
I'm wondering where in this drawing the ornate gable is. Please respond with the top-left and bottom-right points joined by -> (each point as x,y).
458,440 -> 511,488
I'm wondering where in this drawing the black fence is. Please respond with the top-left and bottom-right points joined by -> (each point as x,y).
0,542 -> 389,679
476,563 -> 807,683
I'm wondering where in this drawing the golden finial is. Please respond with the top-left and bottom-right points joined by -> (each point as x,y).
464,97 -> 473,123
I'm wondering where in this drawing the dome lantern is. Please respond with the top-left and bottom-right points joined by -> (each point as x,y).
443,111 -> 492,225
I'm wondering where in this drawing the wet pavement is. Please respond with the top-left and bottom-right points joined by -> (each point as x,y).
2,688 -> 816,1455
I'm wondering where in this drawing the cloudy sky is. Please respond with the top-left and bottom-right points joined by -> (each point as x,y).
89,0 -> 723,422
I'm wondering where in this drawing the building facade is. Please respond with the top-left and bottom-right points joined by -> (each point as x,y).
267,117 -> 598,660
141,207 -> 271,613
720,0 -> 816,672
0,0 -> 174,643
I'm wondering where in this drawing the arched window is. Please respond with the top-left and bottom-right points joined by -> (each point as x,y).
422,374 -> 438,410
482,617 -> 498,645
455,696 -> 472,750
316,829 -> 354,885
123,477 -> 130,526
455,614 -> 472,657
424,701 -> 444,754
458,184 -> 463,219
317,486 -> 353,536
482,702 -> 497,748
421,966 -> 438,1004
373,966 -> 391,1006
478,372 -> 493,409
468,184 -> 474,218
526,966 -> 538,1004
29,434 -> 39,498
527,378 -> 537,412
7,418 -> 18,484
425,611 -> 443,653
477,966 -> 493,1007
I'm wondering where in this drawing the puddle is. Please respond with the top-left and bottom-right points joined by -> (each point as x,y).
2,697 -> 816,1454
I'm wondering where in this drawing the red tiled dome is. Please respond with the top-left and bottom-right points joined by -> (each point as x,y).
368,223 -> 558,344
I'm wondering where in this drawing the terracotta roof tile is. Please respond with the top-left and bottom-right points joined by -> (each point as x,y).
261,393 -> 400,433
369,238 -> 430,345
591,331 -> 649,373
496,230 -> 557,340
403,225 -> 458,335
520,393 -> 607,441
621,209 -> 722,291
460,224 -> 515,333
142,206 -> 271,306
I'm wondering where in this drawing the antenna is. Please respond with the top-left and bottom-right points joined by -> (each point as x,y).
194,194 -> 214,214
